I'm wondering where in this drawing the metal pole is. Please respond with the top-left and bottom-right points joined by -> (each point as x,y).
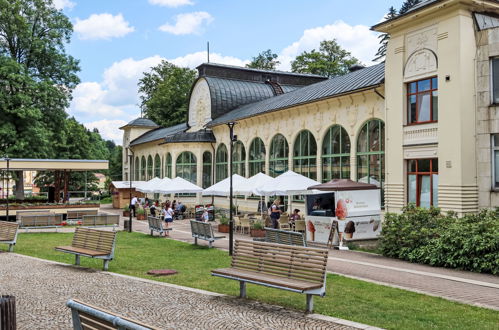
128,150 -> 134,233
6,158 -> 9,221
227,123 -> 236,256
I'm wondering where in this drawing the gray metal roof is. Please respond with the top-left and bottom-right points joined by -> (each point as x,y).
204,77 -> 302,119
120,117 -> 158,129
163,130 -> 216,144
129,123 -> 187,146
474,12 -> 499,31
207,62 -> 385,127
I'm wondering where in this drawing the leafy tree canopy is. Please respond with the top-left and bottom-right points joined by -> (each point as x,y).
290,39 -> 360,78
246,49 -> 280,70
138,60 -> 197,127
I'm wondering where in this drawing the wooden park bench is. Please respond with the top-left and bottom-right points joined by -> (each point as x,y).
67,209 -> 98,220
0,221 -> 19,252
212,240 -> 329,312
18,213 -> 63,230
190,220 -> 225,248
67,299 -> 159,330
147,216 -> 171,237
264,227 -> 307,246
55,228 -> 117,271
81,214 -> 119,230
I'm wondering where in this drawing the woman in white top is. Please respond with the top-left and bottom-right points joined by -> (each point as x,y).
163,202 -> 174,236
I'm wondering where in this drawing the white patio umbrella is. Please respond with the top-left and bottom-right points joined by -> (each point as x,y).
255,170 -> 320,196
136,177 -> 165,193
236,172 -> 275,196
156,176 -> 203,194
202,174 -> 248,196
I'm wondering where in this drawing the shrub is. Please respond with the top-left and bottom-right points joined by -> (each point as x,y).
380,206 -> 499,274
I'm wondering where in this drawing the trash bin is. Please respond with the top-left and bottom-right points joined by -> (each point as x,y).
0,295 -> 16,330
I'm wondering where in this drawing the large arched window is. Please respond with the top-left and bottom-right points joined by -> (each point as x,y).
176,152 -> 197,183
216,144 -> 228,182
165,153 -> 172,178
134,157 -> 140,180
202,151 -> 212,188
147,155 -> 153,180
293,130 -> 317,180
140,156 -> 146,180
357,119 -> 385,205
269,134 -> 288,178
233,141 -> 246,177
154,154 -> 161,178
322,125 -> 351,182
249,138 -> 266,176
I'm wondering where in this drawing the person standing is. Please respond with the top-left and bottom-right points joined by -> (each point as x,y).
130,195 -> 138,218
163,202 -> 174,236
269,199 -> 282,229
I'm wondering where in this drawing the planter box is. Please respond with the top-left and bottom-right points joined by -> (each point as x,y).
136,214 -> 146,220
250,229 -> 266,237
123,211 -> 130,217
218,224 -> 230,233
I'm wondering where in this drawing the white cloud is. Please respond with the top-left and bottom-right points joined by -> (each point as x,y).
277,20 -> 380,70
74,13 -> 135,40
84,119 -> 128,143
159,12 -> 213,35
169,51 -> 248,68
148,0 -> 193,7
52,0 -> 75,10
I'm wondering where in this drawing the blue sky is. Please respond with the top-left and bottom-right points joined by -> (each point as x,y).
54,0 -> 405,143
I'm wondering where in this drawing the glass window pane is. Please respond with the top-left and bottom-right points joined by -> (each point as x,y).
432,159 -> 438,172
357,126 -> 368,152
417,93 -> 431,122
495,151 -> 499,188
494,134 -> 499,148
342,156 -> 350,179
418,159 -> 431,172
418,79 -> 431,91
369,122 -> 380,152
408,174 -> 416,204
493,58 -> 499,103
419,175 -> 431,208
357,155 -> 368,182
409,95 -> 417,123
409,82 -> 417,94
408,160 -> 417,172
432,77 -> 438,89
432,91 -> 438,121
432,174 -> 438,206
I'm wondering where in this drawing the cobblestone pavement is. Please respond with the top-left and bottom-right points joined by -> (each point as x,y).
103,205 -> 499,311
0,253 -> 374,330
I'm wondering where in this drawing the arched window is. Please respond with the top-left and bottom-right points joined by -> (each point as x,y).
176,152 -> 197,184
233,141 -> 246,177
249,138 -> 266,176
322,125 -> 351,182
202,151 -> 212,188
154,154 -> 161,178
357,119 -> 385,205
140,156 -> 146,180
165,153 -> 172,178
293,130 -> 317,180
269,134 -> 288,178
147,155 -> 153,180
216,144 -> 228,182
134,157 -> 140,180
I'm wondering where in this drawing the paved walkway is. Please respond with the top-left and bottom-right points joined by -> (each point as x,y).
0,253 -> 376,330
107,205 -> 499,311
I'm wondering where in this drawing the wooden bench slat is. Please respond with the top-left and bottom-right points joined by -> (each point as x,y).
79,313 -> 116,330
233,256 -> 326,277
234,247 -> 328,264
233,253 -> 327,270
55,246 -> 109,256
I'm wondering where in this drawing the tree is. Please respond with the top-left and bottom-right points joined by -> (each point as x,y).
291,40 -> 360,78
373,6 -> 398,62
246,49 -> 280,70
399,0 -> 422,14
138,60 -> 196,128
0,0 -> 80,198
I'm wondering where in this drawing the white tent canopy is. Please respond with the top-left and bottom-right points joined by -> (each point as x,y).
255,170 -> 320,196
236,172 -> 275,196
136,177 -> 167,193
156,177 -> 203,194
202,174 -> 248,196
111,181 -> 147,189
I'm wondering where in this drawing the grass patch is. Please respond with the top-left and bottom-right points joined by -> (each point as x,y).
8,231 -> 499,330
99,197 -> 112,204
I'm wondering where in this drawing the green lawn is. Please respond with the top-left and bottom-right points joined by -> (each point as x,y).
7,232 -> 499,330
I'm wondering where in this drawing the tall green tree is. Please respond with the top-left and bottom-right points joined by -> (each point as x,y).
138,60 -> 196,128
290,39 -> 360,78
399,0 -> 422,14
373,6 -> 398,62
246,49 -> 280,70
0,0 -> 80,198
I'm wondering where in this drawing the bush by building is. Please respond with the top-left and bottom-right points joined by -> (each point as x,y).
380,205 -> 499,274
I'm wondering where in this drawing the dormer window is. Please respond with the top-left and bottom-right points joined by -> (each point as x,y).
407,77 -> 438,124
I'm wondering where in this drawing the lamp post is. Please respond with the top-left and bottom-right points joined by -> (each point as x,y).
227,122 -> 237,256
128,149 -> 134,233
5,157 -> 10,221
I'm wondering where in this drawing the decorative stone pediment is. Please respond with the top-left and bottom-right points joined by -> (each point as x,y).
188,79 -> 212,131
404,48 -> 438,79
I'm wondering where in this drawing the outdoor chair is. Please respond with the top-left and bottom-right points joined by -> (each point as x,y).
240,218 -> 251,234
233,216 -> 241,232
294,220 -> 306,233
279,215 -> 291,230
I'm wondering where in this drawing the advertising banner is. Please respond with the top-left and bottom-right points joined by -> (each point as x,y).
305,216 -> 334,244
335,215 -> 382,241
335,190 -> 380,218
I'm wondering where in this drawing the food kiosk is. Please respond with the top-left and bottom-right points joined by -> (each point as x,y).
305,179 -> 381,249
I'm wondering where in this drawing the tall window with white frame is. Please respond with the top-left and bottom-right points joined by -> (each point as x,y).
322,125 -> 350,182
165,153 -> 172,178
215,144 -> 228,183
249,138 -> 265,176
492,58 -> 499,104
293,130 -> 317,180
407,159 -> 438,208
176,152 -> 197,184
233,141 -> 246,177
407,77 -> 438,124
202,151 -> 212,188
269,134 -> 289,178
493,135 -> 499,189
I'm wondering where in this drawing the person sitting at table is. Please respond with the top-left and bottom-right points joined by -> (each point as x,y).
290,209 -> 301,228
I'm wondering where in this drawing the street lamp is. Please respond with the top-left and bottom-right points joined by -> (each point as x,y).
128,149 -> 134,233
5,157 -> 10,221
227,122 -> 237,256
